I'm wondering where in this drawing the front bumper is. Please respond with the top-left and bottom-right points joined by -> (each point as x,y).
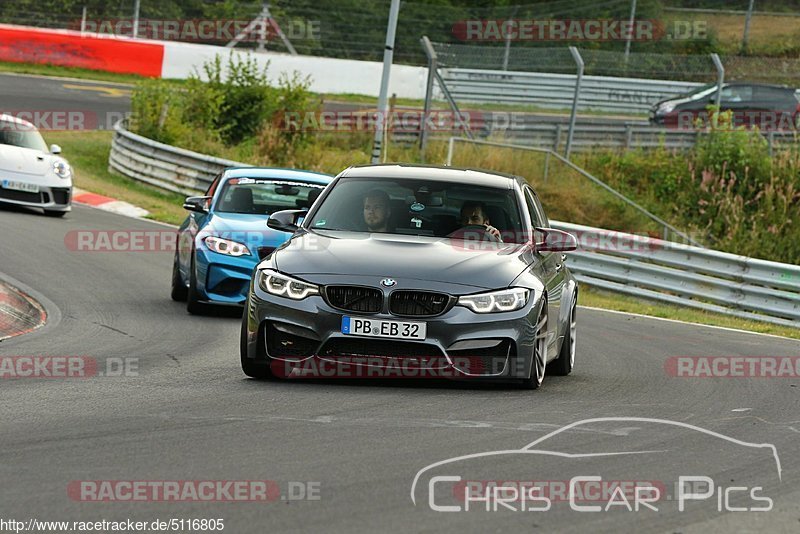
195,248 -> 259,305
243,283 -> 543,381
0,185 -> 71,211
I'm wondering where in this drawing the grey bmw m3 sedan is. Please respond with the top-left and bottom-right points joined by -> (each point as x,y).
240,164 -> 578,389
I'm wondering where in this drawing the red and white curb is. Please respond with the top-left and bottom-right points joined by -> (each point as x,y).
73,188 -> 150,218
0,281 -> 47,340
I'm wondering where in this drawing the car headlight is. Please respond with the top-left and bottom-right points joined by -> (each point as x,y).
258,269 -> 319,300
53,161 -> 72,179
203,236 -> 250,257
458,288 -> 530,313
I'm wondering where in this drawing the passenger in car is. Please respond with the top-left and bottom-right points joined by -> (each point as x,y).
460,201 -> 502,241
363,189 -> 392,232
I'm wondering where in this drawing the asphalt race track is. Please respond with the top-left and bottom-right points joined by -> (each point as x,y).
0,73 -> 132,131
1,201 -> 799,532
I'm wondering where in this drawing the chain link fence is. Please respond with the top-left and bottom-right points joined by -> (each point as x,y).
0,0 -> 740,64
2,1 -> 798,87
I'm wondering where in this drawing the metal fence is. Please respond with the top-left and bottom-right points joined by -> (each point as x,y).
109,121 -> 249,196
551,220 -> 800,328
421,38 -> 800,158
439,68 -> 702,114
404,121 -> 799,154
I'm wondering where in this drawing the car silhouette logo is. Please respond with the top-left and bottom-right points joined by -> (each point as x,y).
380,278 -> 397,287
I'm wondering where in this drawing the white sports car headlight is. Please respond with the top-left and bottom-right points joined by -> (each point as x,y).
204,236 -> 250,257
458,288 -> 530,313
258,269 -> 319,300
53,161 -> 72,179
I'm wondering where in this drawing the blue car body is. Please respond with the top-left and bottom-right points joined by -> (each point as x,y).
173,167 -> 332,310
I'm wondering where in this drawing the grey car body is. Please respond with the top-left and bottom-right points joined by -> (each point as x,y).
240,164 -> 578,388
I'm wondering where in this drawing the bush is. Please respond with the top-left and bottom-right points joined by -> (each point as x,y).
130,53 -> 315,159
582,111 -> 800,263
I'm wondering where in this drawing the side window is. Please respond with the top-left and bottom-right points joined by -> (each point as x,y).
720,85 -> 752,104
205,173 -> 223,198
524,187 -> 545,228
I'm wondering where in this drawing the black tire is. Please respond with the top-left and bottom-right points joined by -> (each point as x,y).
186,256 -> 209,315
240,315 -> 273,379
170,253 -> 188,302
43,210 -> 67,218
520,301 -> 548,390
549,293 -> 577,376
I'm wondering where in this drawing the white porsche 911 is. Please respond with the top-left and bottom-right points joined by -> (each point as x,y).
0,114 -> 72,217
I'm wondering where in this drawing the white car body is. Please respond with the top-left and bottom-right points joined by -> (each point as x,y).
0,114 -> 72,215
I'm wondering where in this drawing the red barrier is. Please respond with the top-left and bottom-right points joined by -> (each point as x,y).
0,25 -> 164,77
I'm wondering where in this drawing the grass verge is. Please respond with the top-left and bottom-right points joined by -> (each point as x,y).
0,61 -> 145,85
579,286 -> 800,340
45,131 -> 187,225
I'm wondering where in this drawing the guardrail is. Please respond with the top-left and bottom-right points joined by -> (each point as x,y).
440,69 -> 702,114
402,122 -> 799,153
551,221 -> 800,328
109,121 -> 250,196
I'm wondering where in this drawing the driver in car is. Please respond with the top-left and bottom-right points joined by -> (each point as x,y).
363,189 -> 392,233
460,201 -> 502,241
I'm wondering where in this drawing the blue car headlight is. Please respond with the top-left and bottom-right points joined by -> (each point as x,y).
458,288 -> 530,313
258,269 -> 319,300
204,236 -> 251,257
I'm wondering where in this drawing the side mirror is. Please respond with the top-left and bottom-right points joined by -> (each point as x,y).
267,209 -> 308,233
49,144 -> 62,154
183,196 -> 211,214
535,228 -> 577,252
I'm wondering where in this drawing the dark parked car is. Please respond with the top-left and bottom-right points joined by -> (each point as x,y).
240,164 -> 578,389
649,82 -> 800,130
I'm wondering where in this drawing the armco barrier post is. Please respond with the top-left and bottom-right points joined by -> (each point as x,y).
420,36 -> 437,157
565,46 -> 584,160
711,53 -> 724,109
502,6 -> 519,70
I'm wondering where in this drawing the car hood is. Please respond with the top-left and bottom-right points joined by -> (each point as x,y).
201,212 -> 292,249
273,230 -> 535,291
0,144 -> 51,175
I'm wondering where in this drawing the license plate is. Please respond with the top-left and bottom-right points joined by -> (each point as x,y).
1,180 -> 39,193
341,316 -> 426,340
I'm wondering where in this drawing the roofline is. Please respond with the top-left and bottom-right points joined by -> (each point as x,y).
340,163 -> 521,182
0,113 -> 35,128
223,166 -> 332,177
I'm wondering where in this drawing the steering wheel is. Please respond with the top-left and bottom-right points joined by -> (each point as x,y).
447,224 -> 501,243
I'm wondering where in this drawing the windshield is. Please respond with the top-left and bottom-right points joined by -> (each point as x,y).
684,83 -> 718,100
215,178 -> 326,215
0,119 -> 48,152
307,177 -> 525,242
